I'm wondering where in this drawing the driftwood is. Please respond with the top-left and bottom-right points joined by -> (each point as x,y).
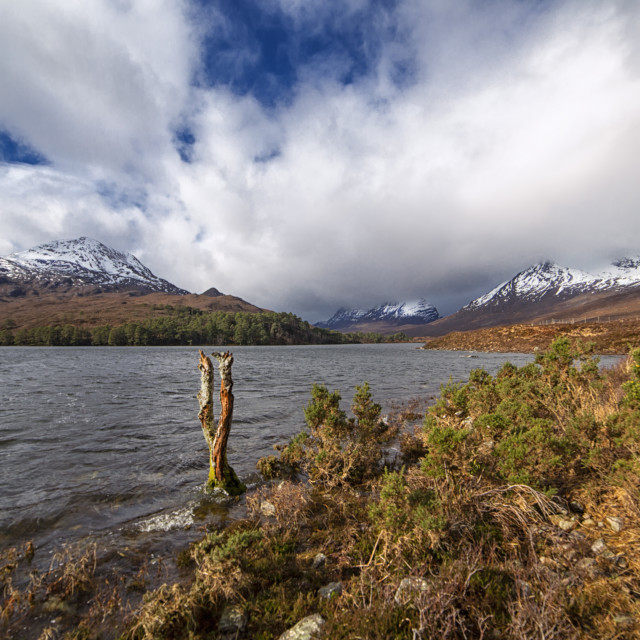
197,350 -> 245,495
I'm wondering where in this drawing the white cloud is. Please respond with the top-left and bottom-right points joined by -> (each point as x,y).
0,0 -> 194,178
2,0 -> 640,320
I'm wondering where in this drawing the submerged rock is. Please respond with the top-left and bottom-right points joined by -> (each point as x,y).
279,613 -> 325,640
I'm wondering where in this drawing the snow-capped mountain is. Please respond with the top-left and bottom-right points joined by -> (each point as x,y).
463,262 -> 599,311
464,259 -> 640,312
0,237 -> 189,294
599,256 -> 640,287
318,299 -> 439,330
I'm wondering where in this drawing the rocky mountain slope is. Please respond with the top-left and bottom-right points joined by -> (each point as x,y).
413,258 -> 640,337
317,299 -> 439,332
0,237 -> 189,295
0,237 -> 264,330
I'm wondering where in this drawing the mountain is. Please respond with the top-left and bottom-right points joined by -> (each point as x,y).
0,237 -> 266,331
462,262 -> 599,311
414,258 -> 640,338
317,299 -> 439,332
0,237 -> 189,295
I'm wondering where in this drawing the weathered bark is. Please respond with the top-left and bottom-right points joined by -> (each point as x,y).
197,349 -> 245,494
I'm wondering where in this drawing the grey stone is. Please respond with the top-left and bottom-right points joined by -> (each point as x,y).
279,613 -> 325,640
477,439 -> 494,455
515,579 -> 533,598
576,557 -> 597,574
261,500 -> 276,517
558,518 -> 577,532
318,581 -> 342,599
312,552 -> 327,569
394,577 -> 429,605
606,516 -> 624,533
219,604 -> 247,634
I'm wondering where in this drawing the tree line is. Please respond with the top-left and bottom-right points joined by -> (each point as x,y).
0,309 -> 409,347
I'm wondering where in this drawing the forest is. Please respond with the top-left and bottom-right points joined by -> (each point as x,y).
0,307 -> 409,346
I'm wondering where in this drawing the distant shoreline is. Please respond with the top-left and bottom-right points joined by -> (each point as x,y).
420,318 -> 640,355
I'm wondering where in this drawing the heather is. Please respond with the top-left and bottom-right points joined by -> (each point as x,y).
2,338 -> 639,639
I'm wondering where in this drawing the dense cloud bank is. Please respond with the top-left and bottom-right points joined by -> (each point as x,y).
1,1 -> 639,319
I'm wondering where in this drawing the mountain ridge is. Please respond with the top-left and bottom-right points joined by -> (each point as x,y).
412,257 -> 640,337
317,299 -> 439,331
0,237 -> 189,295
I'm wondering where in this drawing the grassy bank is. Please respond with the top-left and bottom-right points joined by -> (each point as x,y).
2,338 -> 640,639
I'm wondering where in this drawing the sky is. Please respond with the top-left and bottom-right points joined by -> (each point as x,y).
1,0 -> 640,321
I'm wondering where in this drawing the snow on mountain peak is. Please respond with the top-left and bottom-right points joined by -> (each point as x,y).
465,257 -> 640,311
318,298 -> 439,329
0,237 -> 188,294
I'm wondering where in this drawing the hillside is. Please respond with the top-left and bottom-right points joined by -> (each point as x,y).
0,290 -> 264,332
421,318 -> 640,354
406,283 -> 640,338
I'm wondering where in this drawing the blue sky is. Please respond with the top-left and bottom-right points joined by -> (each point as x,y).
1,0 -> 640,320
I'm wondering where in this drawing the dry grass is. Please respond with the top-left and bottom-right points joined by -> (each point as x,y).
0,290 -> 264,330
423,319 -> 640,354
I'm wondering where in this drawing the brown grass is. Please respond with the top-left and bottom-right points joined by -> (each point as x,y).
0,290 -> 265,330
422,319 -> 640,354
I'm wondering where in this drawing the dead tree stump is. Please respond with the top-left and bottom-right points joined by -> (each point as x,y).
198,350 -> 245,495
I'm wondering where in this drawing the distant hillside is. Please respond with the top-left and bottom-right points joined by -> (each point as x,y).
0,237 -> 266,331
405,259 -> 640,338
421,318 -> 640,355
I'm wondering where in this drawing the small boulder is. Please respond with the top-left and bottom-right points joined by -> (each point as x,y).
549,515 -> 576,532
606,516 -> 624,533
279,613 -> 325,640
394,577 -> 429,605
318,581 -> 342,599
219,604 -> 247,634
312,552 -> 327,569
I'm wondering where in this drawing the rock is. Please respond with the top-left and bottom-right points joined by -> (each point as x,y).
261,500 -> 276,517
219,604 -> 247,634
515,579 -> 533,598
569,500 -> 585,515
591,538 -> 615,559
581,518 -> 595,527
279,613 -> 325,640
477,439 -> 494,455
394,577 -> 429,605
312,552 -> 327,569
318,581 -> 342,599
576,557 -> 597,577
549,515 -> 576,532
606,516 -> 624,533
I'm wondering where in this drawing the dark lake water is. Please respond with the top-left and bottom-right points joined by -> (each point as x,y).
0,344 -> 621,560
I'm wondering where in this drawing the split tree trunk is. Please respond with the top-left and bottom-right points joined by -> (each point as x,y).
197,350 -> 245,495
